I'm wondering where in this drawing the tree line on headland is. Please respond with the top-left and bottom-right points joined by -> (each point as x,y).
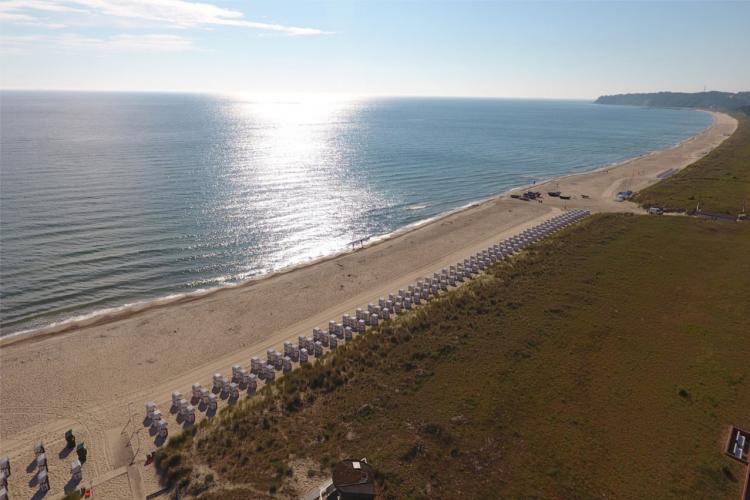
595,91 -> 750,112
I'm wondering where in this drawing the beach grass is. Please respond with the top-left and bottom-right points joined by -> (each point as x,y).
157,213 -> 750,499
633,112 -> 750,214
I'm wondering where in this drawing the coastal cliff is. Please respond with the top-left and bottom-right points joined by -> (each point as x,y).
595,91 -> 750,111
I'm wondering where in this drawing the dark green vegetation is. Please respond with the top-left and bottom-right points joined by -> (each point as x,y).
158,213 -> 750,499
595,91 -> 750,111
633,113 -> 750,214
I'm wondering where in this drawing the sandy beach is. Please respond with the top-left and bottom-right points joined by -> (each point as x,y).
0,111 -> 737,499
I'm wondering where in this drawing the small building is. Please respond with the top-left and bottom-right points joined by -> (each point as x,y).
330,459 -> 376,500
303,459 -> 377,500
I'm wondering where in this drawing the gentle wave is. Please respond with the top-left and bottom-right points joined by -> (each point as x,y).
0,93 -> 713,336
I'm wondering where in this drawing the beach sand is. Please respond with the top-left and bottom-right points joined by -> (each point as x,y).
0,111 -> 737,499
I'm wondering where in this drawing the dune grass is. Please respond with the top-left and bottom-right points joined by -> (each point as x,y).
157,212 -> 750,499
633,112 -> 750,214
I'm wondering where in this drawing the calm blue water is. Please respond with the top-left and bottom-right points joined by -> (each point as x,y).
0,92 -> 712,335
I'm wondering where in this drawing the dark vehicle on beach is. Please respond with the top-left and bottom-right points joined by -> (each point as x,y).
615,190 -> 634,202
559,194 -> 571,200
548,191 -> 561,197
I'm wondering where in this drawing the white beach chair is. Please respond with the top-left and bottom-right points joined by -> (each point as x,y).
145,402 -> 157,420
290,343 -> 300,362
274,351 -> 284,370
171,391 -> 183,407
36,453 -> 47,472
191,384 -> 202,399
250,357 -> 262,374
37,470 -> 49,492
71,459 -> 82,481
228,381 -> 238,396
151,410 -> 162,426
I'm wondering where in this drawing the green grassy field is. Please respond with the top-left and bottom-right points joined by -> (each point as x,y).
633,112 -> 750,214
158,213 -> 750,499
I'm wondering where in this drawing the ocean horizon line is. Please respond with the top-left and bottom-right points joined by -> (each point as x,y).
0,89 -> 601,101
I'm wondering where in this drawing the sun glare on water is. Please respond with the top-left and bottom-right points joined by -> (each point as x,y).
217,94 -> 379,270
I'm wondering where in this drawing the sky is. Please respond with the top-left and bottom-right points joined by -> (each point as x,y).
0,0 -> 748,99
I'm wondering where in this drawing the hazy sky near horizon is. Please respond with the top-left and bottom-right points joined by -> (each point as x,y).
1,0 -> 748,99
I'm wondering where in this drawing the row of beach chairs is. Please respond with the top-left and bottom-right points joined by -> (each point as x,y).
145,209 -> 590,428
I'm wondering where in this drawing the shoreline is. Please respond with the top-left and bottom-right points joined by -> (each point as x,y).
0,111 -> 737,500
0,109 -> 719,347
0,196 -> 497,347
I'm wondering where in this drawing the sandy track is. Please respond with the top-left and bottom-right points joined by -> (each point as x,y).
0,111 -> 736,499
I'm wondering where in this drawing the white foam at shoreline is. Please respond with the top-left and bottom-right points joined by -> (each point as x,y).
0,111 -> 718,344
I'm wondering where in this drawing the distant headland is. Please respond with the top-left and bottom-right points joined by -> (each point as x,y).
595,91 -> 750,111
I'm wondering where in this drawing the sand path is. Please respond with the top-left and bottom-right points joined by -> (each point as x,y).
0,111 -> 736,499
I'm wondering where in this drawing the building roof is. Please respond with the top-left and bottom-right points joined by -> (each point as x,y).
332,460 -> 376,498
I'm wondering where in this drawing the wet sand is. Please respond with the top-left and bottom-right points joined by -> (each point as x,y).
0,111 -> 736,499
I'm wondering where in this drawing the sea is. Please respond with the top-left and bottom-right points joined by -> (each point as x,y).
0,92 -> 713,336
